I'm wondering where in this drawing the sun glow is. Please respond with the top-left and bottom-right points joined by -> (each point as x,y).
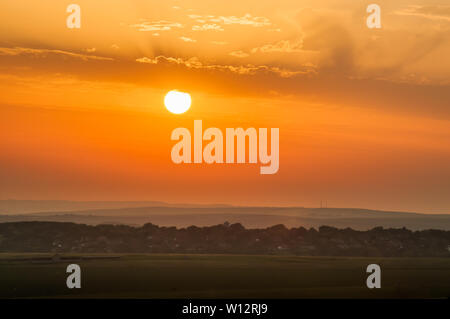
164,90 -> 191,114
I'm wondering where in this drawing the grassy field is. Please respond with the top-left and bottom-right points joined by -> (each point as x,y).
0,253 -> 449,298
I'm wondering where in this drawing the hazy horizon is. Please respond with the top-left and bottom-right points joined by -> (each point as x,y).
0,198 -> 450,214
1,199 -> 449,215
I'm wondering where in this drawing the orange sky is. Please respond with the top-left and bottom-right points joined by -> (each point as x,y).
1,0 -> 450,213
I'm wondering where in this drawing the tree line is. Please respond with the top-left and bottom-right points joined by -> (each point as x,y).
0,221 -> 449,257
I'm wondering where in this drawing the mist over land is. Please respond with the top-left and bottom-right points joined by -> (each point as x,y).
1,200 -> 449,231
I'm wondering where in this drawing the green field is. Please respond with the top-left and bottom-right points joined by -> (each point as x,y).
0,254 -> 449,298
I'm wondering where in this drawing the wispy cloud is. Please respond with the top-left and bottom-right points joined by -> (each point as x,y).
135,55 -> 314,78
251,38 -> 304,53
179,36 -> 197,43
227,39 -> 306,60
0,47 -> 114,61
136,56 -> 203,67
229,50 -> 249,58
192,24 -> 224,31
211,14 -> 271,27
130,20 -> 183,32
188,13 -> 272,29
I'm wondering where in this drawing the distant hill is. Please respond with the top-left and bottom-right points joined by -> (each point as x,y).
0,204 -> 449,230
0,200 -> 231,214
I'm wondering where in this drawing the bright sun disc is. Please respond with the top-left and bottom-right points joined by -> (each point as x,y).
164,90 -> 191,114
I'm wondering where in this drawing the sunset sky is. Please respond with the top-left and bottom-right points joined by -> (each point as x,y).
1,0 -> 449,213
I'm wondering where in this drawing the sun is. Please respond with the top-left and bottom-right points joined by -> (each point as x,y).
164,90 -> 191,114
